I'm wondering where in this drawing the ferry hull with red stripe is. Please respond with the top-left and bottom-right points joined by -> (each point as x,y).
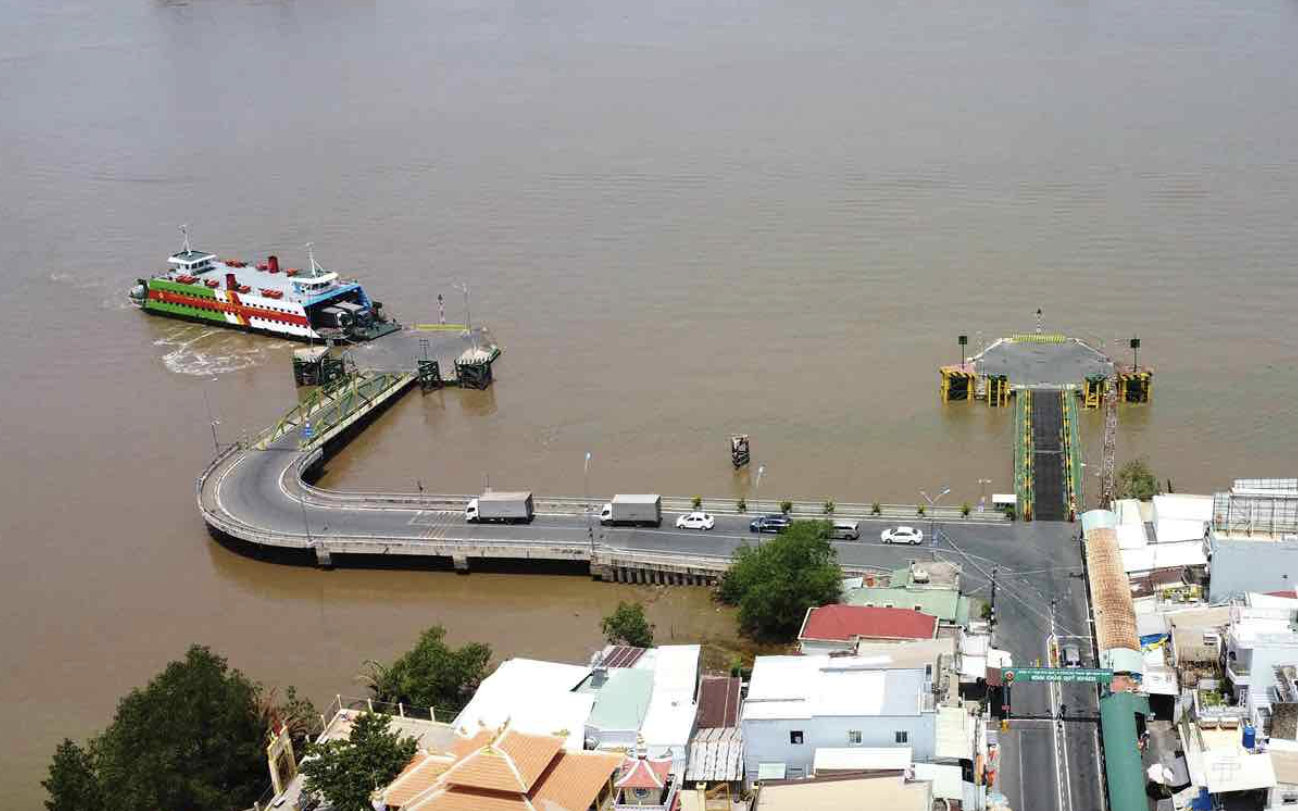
139,278 -> 320,340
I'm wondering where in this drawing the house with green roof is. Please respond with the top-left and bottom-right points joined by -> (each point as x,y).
843,562 -> 973,628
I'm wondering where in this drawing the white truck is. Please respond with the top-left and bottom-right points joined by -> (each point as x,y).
465,491 -> 534,524
599,494 -> 663,528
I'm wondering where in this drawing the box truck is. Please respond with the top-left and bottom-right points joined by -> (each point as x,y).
599,494 -> 663,527
465,491 -> 534,524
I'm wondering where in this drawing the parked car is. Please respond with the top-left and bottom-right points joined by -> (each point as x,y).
881,526 -> 924,545
1063,644 -> 1082,668
749,514 -> 791,534
676,512 -> 716,531
831,521 -> 861,540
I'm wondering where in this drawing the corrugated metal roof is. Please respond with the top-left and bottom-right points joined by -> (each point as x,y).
935,705 -> 974,760
686,727 -> 744,782
1100,692 -> 1151,811
1083,520 -> 1141,660
1213,490 -> 1298,538
695,676 -> 742,729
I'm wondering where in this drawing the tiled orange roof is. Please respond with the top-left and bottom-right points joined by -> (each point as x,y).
449,727 -> 495,759
497,729 -> 564,790
405,786 -> 529,811
383,752 -> 456,807
443,746 -> 529,793
615,755 -> 671,789
530,750 -> 622,811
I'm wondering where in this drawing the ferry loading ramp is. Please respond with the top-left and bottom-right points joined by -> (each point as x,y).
974,335 -> 1113,387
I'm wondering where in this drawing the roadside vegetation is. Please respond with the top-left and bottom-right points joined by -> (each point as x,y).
43,646 -> 307,811
719,520 -> 843,641
1117,457 -> 1161,501
361,625 -> 492,714
300,712 -> 417,811
601,600 -> 655,648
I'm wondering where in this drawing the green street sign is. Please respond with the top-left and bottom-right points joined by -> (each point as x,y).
1003,667 -> 1113,684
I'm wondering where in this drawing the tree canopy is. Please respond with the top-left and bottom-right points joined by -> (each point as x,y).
363,625 -> 492,713
1117,457 -> 1161,501
600,601 -> 655,648
719,520 -> 843,640
300,712 -> 417,811
43,645 -> 271,811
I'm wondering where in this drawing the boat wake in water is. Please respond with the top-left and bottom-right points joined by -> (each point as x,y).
153,325 -> 291,376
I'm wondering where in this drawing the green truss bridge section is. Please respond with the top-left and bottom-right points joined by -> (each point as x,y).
256,372 -> 416,452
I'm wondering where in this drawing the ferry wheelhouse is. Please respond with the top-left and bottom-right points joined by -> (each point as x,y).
130,227 -> 399,342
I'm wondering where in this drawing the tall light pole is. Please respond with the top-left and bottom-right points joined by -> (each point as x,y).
920,487 -> 950,547
201,376 -> 220,455
754,464 -> 766,511
584,451 -> 594,556
454,282 -> 475,348
978,478 -> 992,512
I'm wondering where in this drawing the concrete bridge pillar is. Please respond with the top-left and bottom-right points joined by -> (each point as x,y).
452,554 -> 470,574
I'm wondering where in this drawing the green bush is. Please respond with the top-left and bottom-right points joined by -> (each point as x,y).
780,500 -> 794,515
692,495 -> 703,510
823,500 -> 835,515
719,521 -> 842,640
961,502 -> 972,517
871,502 -> 882,516
736,497 -> 747,513
917,504 -> 926,517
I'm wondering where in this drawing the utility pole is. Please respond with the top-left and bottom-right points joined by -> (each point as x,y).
920,487 -> 950,547
989,567 -> 998,631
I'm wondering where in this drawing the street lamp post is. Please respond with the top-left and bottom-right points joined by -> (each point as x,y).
454,282 -> 475,348
201,376 -> 221,455
919,487 -> 950,547
753,463 -> 766,510
584,451 -> 593,556
978,478 -> 992,512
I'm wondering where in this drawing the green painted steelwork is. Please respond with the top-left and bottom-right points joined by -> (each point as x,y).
1014,391 -> 1033,520
1062,394 -> 1084,520
1099,692 -> 1150,811
256,372 -> 414,451
1003,666 -> 1114,684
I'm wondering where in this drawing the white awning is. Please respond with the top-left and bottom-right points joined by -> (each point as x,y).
813,747 -> 912,773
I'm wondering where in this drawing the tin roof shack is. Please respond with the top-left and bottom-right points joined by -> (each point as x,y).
741,655 -> 939,783
1207,483 -> 1298,601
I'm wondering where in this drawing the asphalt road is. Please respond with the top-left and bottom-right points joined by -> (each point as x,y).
204,443 -> 1104,811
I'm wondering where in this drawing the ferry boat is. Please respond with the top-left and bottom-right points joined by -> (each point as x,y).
129,227 -> 400,342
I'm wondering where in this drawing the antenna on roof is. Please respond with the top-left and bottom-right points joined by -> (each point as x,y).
306,242 -> 321,278
179,224 -> 191,254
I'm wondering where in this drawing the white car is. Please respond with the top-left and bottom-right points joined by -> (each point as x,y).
881,526 -> 924,545
676,512 -> 716,531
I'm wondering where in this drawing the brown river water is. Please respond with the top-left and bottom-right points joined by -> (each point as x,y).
3,0 -> 1298,804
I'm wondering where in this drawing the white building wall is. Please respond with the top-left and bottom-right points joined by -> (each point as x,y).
742,713 -> 937,780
